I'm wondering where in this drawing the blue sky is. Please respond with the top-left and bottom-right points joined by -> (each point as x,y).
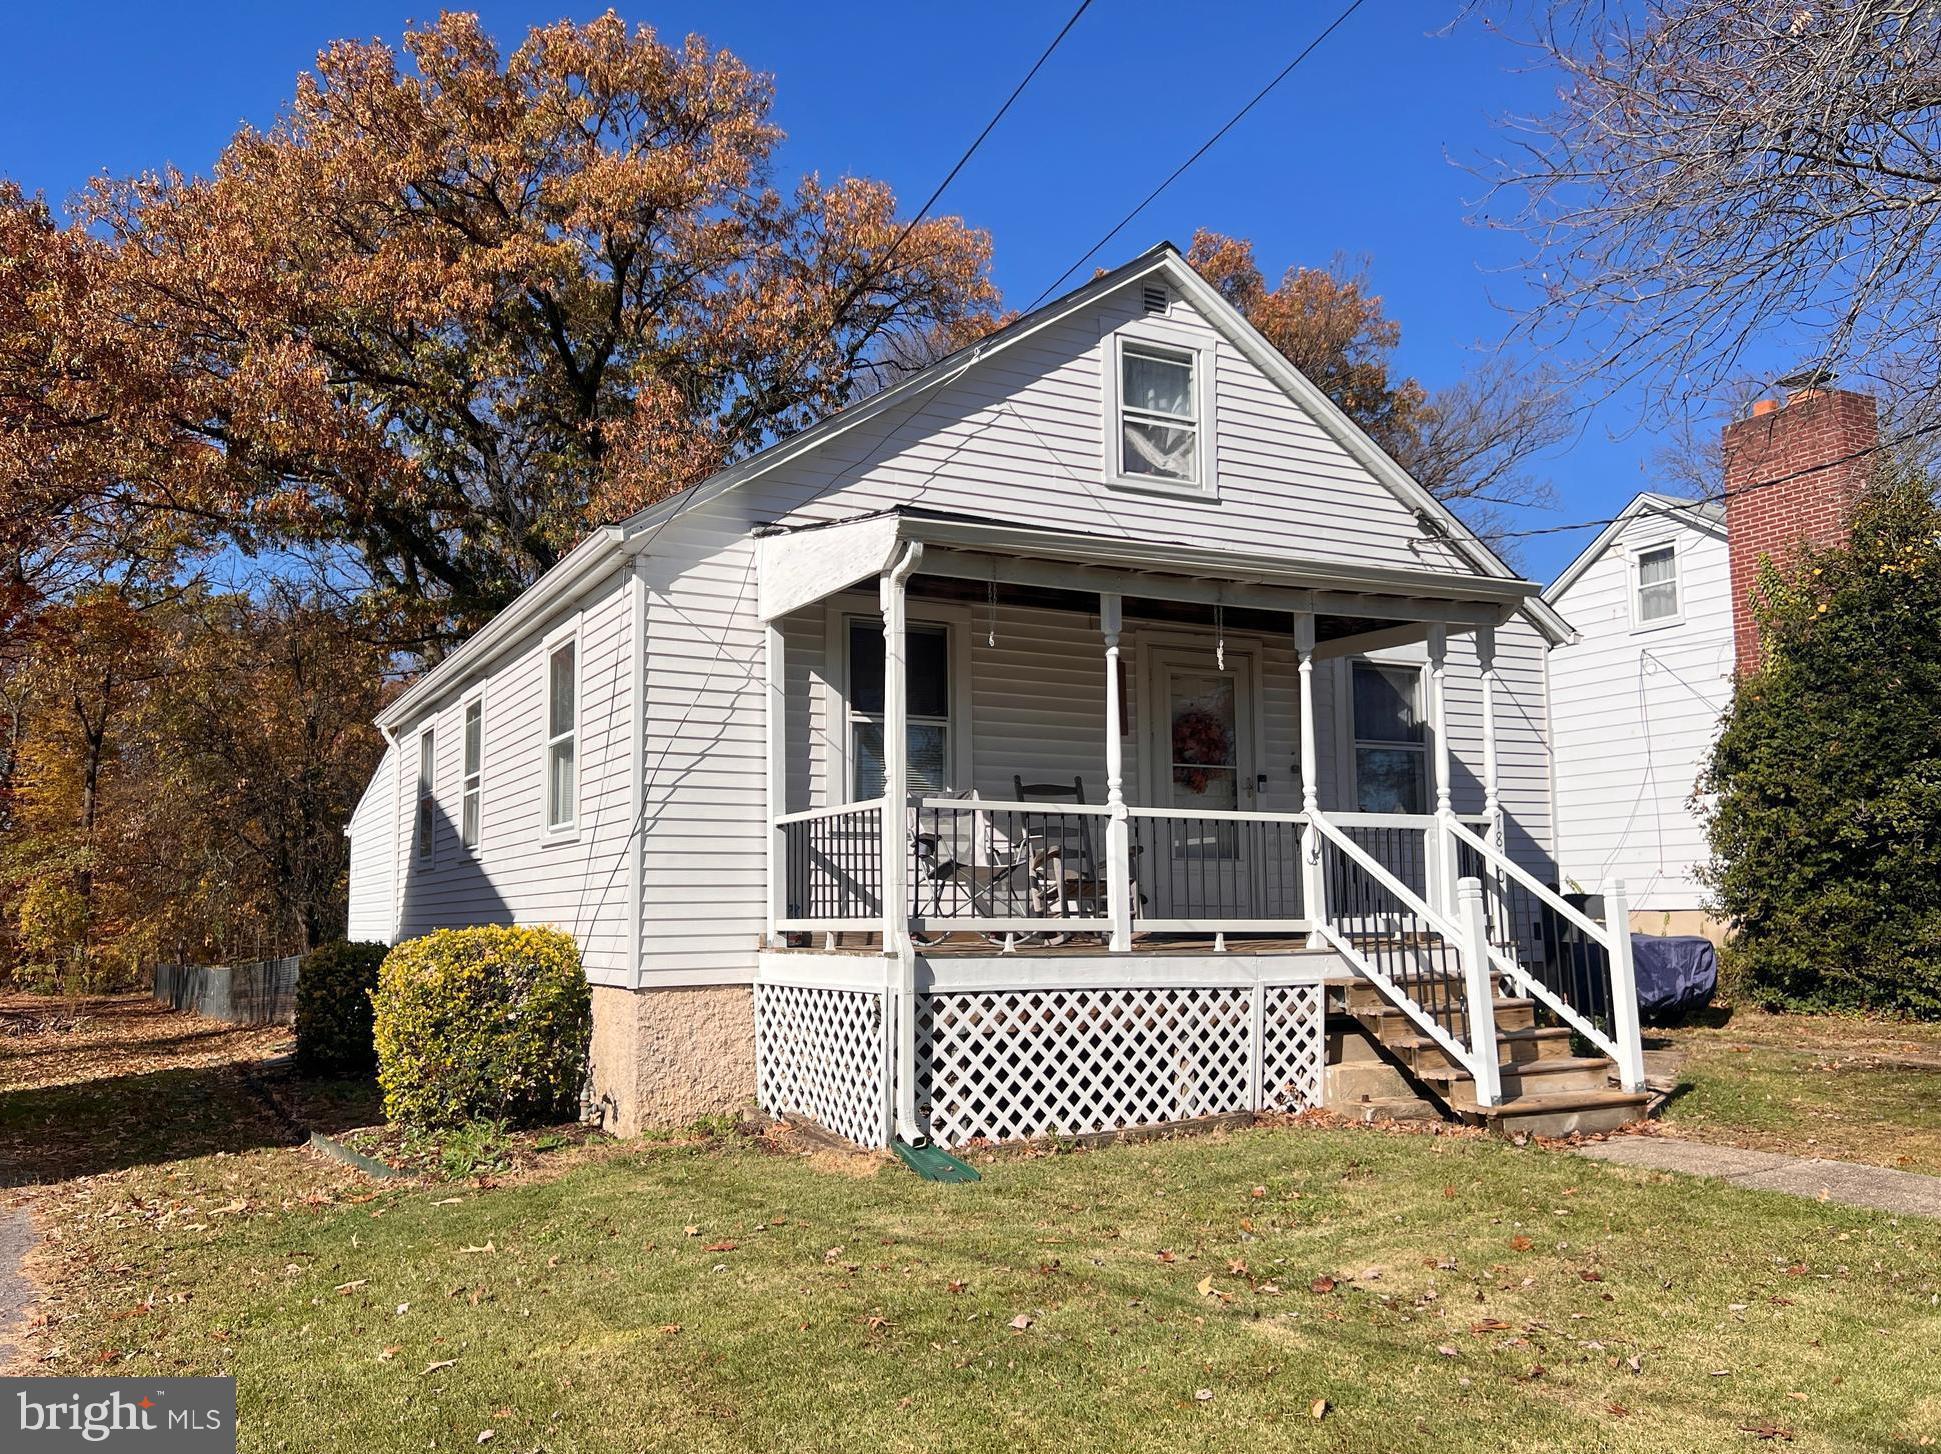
0,1 -> 1684,581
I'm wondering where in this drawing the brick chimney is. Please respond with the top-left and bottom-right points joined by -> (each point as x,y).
1721,374 -> 1876,671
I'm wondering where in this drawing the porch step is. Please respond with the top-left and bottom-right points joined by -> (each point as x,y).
1419,1055 -> 1617,1108
1463,1088 -> 1653,1139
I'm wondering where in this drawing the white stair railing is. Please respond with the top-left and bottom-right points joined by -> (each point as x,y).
1443,816 -> 1646,1092
1309,812 -> 1502,1107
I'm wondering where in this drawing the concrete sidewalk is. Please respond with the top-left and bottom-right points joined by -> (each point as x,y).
1575,1136 -> 1941,1218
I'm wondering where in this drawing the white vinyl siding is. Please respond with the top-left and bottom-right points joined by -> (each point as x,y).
1550,514 -> 1732,910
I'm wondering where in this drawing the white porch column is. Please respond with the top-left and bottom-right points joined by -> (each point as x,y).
1477,624 -> 1502,853
1100,593 -> 1132,952
1294,613 -> 1324,943
1426,623 -> 1455,915
764,620 -> 787,947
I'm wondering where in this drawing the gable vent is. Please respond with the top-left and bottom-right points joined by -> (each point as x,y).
1141,284 -> 1170,316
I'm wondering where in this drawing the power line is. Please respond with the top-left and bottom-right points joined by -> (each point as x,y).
1501,418 -> 1941,544
881,0 -> 1095,271
1024,0 -> 1372,311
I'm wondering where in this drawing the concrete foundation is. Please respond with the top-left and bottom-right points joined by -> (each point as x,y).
587,984 -> 756,1137
1628,909 -> 1730,948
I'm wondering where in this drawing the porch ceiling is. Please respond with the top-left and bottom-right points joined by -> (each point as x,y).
754,506 -> 1542,645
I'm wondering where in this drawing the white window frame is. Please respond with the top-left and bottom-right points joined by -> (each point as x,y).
1630,541 -> 1683,630
542,627 -> 580,838
826,595 -> 972,803
415,725 -> 437,862
1344,658 -> 1430,816
1102,328 -> 1217,499
460,693 -> 484,850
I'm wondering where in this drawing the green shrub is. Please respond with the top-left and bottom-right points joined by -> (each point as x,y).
294,940 -> 389,1074
1700,474 -> 1941,1017
372,926 -> 591,1130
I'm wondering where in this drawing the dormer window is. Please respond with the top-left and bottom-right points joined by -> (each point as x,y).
1119,343 -> 1199,485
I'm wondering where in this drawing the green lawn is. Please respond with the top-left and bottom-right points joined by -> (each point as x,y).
1655,1011 -> 1941,1175
25,1120 -> 1941,1453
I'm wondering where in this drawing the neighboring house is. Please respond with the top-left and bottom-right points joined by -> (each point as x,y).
1545,381 -> 1877,942
347,242 -> 1652,1149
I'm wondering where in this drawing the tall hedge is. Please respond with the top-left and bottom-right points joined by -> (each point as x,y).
294,939 -> 389,1073
372,926 -> 591,1129
1699,475 -> 1941,1016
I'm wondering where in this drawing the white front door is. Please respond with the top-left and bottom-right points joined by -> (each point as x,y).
1146,649 -> 1258,919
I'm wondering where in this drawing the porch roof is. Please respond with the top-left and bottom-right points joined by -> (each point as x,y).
755,506 -> 1568,646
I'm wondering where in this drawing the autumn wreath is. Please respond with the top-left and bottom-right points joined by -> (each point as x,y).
1170,707 -> 1233,793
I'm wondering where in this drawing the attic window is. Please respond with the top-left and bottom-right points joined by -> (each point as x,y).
1141,284 -> 1170,316
1635,544 -> 1679,624
1118,343 -> 1199,485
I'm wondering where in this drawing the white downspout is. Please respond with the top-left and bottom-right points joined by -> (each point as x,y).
881,541 -> 925,1145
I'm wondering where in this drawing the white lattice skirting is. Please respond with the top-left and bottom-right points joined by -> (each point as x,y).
754,983 -> 888,1149
917,983 -> 1325,1148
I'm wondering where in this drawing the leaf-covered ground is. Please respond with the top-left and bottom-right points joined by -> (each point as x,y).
1654,1010 -> 1941,1175
7,994 -> 1940,1451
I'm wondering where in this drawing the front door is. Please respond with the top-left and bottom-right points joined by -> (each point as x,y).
1147,649 -> 1257,920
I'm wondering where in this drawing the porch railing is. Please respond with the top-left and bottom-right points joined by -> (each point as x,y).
775,799 -> 886,931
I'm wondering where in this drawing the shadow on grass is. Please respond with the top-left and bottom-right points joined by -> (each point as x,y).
0,1063 -> 300,1188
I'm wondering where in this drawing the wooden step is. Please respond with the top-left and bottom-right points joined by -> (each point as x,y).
1420,1056 -> 1616,1108
1466,1088 -> 1651,1138
1384,1024 -> 1577,1075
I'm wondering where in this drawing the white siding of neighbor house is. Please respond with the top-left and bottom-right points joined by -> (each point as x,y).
348,273 -> 1561,987
378,568 -> 639,986
345,744 -> 398,943
1549,514 -> 1732,910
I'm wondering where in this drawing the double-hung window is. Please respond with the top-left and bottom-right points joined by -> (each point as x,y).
545,640 -> 577,832
1118,343 -> 1199,485
460,699 -> 483,849
1352,662 -> 1427,814
848,619 -> 950,799
1635,544 -> 1679,624
415,728 -> 436,860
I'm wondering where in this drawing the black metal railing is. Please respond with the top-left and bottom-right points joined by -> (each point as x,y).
1455,837 -> 1614,1039
908,801 -> 1111,922
1318,830 -> 1471,1051
1128,812 -> 1306,922
781,804 -> 883,920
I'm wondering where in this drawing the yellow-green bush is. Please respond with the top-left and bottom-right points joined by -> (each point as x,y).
294,940 -> 389,1074
372,926 -> 590,1129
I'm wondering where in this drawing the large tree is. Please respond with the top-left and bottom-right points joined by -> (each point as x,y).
1187,230 -> 1565,543
1480,1 -> 1941,434
6,12 -> 998,647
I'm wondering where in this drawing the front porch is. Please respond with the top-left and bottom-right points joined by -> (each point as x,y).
751,509 -> 1647,1149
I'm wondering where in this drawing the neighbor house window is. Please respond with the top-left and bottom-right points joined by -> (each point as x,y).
849,619 -> 950,799
1118,343 -> 1198,484
1635,544 -> 1679,623
461,698 -> 483,849
1352,662 -> 1427,814
545,640 -> 576,831
415,728 -> 436,860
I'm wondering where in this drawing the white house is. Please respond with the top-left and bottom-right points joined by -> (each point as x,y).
1544,495 -> 1733,935
1544,380 -> 1878,943
346,243 -> 1652,1149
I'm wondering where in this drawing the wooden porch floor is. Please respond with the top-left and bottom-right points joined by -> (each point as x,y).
770,932 -> 1331,958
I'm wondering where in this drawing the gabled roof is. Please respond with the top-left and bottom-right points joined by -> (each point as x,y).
380,243 -> 1569,730
1542,491 -> 1728,605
